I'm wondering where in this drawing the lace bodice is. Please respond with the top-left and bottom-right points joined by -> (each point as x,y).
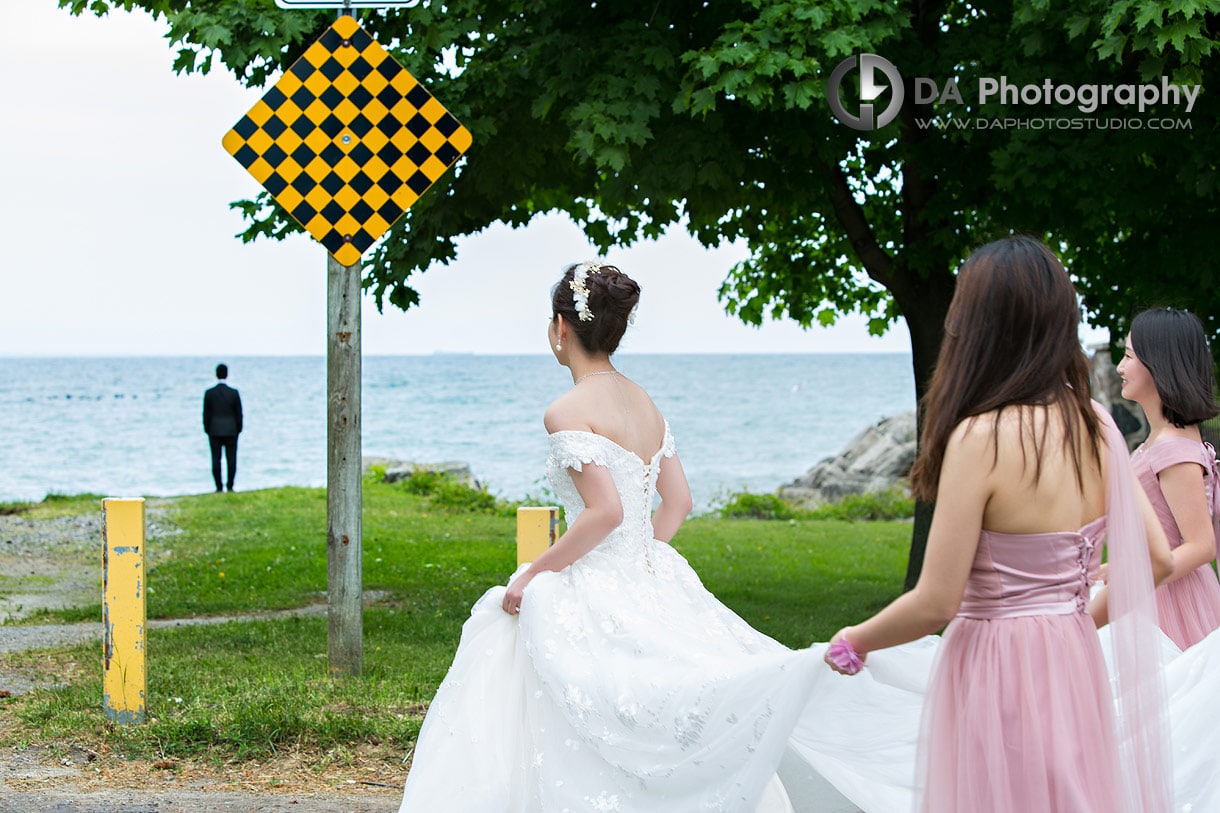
545,423 -> 676,559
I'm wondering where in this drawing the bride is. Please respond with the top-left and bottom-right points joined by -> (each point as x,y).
398,261 -> 825,812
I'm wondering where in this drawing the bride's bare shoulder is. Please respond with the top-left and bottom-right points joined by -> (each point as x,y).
544,393 -> 593,434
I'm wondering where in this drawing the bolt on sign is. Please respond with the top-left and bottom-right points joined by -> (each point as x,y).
222,15 -> 472,266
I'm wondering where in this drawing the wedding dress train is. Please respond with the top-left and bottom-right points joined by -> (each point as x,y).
399,421 -> 1217,812
781,625 -> 1219,813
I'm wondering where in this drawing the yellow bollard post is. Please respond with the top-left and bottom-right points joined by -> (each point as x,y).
102,498 -> 146,725
516,506 -> 559,567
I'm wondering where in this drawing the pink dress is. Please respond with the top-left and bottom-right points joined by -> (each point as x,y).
915,518 -> 1123,812
1131,437 -> 1220,649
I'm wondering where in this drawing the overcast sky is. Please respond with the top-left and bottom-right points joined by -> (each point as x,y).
0,4 -> 927,358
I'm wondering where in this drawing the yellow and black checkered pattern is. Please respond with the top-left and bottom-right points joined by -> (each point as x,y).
222,15 -> 472,267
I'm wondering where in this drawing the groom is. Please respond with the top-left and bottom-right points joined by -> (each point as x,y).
202,363 -> 243,493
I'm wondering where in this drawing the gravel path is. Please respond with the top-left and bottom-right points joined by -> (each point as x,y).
2,507 -> 126,696
0,503 -> 402,812
0,783 -> 398,812
2,512 -> 107,623
1,608 -> 329,656
0,503 -> 329,673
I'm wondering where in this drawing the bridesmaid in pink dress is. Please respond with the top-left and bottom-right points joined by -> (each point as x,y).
824,236 -> 1174,813
1117,307 -> 1220,650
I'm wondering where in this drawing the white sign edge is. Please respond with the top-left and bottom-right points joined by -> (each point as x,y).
274,1 -> 417,7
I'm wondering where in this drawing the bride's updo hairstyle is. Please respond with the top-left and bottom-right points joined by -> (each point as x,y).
551,262 -> 641,355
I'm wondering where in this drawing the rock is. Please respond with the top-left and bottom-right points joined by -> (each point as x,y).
362,456 -> 481,489
780,344 -> 1151,507
780,346 -> 1150,507
779,412 -> 917,506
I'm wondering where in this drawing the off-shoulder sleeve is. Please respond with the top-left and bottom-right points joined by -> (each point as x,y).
547,432 -> 612,473
661,421 -> 677,459
1141,437 -> 1212,477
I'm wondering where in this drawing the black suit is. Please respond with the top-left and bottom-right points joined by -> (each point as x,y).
203,382 -> 243,491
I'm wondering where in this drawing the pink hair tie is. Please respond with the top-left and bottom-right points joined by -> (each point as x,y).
827,635 -> 865,675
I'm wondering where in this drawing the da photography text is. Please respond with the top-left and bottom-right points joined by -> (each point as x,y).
917,75 -> 1201,115
827,53 -> 1203,132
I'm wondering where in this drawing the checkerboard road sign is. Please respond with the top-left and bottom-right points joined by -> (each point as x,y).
223,15 -> 472,266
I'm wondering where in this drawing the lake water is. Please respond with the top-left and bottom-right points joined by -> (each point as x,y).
0,354 -> 916,510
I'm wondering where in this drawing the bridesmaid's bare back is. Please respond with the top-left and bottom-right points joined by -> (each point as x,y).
970,403 -> 1107,535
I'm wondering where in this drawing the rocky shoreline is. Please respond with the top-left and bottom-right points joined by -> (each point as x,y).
779,411 -> 917,507
776,347 -> 1150,508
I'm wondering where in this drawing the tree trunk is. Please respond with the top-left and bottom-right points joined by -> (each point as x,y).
822,146 -> 956,591
898,271 -> 955,591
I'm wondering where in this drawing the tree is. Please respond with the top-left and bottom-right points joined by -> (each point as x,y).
63,0 -> 1220,586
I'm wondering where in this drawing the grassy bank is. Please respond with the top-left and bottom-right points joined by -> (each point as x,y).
0,478 -> 910,772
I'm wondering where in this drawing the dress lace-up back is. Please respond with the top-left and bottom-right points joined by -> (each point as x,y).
546,423 -> 674,563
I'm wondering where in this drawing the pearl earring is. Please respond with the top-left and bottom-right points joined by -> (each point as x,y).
555,341 -> 562,351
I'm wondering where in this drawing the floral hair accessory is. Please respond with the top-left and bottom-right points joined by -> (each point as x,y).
826,634 -> 865,675
569,261 -> 600,322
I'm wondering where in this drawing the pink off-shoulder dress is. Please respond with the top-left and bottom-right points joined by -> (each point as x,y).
914,517 -> 1123,813
1131,436 -> 1220,649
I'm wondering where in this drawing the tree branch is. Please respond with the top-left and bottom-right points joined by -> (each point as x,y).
823,160 -> 896,291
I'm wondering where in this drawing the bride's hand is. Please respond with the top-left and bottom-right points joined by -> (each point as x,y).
502,572 -> 533,616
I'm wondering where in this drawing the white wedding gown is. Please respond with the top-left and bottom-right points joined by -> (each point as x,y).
398,423 -> 1220,812
399,423 -> 826,812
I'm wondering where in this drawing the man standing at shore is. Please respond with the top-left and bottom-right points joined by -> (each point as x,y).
203,363 -> 243,493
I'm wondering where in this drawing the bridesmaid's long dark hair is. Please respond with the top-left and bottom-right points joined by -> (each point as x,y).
908,235 -> 1102,502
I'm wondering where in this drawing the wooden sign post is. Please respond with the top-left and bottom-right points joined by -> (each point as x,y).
224,13 -> 471,677
327,253 -> 362,675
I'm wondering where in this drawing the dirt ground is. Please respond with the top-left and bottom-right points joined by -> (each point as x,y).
0,507 -> 404,813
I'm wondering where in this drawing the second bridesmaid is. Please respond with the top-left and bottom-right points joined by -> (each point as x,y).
1118,307 -> 1220,649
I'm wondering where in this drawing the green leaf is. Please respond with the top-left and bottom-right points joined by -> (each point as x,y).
1133,3 -> 1165,30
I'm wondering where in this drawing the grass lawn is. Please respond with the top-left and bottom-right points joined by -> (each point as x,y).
0,479 -> 910,770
